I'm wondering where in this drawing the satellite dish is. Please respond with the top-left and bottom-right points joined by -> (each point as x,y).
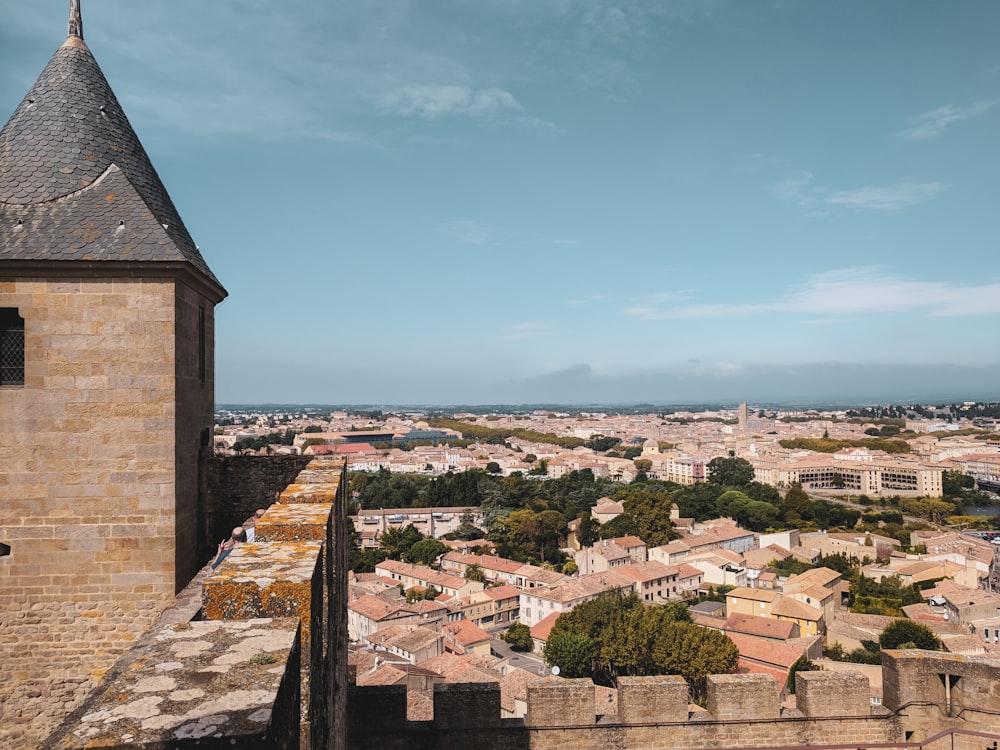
551,666 -> 560,676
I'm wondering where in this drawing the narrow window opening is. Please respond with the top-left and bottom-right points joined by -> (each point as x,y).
938,673 -> 961,716
0,308 -> 25,386
198,306 -> 206,384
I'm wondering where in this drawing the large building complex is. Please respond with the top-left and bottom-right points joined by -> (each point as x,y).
752,449 -> 944,497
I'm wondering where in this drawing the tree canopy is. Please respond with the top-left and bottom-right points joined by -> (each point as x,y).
545,590 -> 738,698
503,622 -> 534,652
879,619 -> 942,650
707,456 -> 755,487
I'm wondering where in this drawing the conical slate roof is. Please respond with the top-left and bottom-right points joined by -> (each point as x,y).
0,12 -> 224,295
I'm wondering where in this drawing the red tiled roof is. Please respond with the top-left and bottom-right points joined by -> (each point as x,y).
530,612 -> 561,643
723,613 -> 797,640
728,632 -> 805,670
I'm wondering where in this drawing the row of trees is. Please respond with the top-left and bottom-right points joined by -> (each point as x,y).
348,522 -> 452,573
231,428 -> 297,452
541,591 -> 738,700
347,459 -> 997,572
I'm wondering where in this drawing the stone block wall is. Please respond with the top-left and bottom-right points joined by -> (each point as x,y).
204,455 -> 311,553
617,675 -> 689,723
346,672 -> 909,750
41,457 -> 349,750
173,280 -> 218,588
524,678 -> 595,727
706,673 -> 780,721
795,670 -> 870,717
256,503 -> 334,542
883,650 -> 1000,741
0,276 -> 190,747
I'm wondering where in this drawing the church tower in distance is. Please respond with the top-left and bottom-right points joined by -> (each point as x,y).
0,2 -> 227,743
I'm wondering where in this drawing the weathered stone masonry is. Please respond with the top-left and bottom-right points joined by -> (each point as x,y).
0,6 -> 226,745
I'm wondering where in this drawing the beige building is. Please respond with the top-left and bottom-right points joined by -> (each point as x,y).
752,449 -> 944,497
519,572 -> 634,627
374,559 -> 485,599
643,452 -> 709,485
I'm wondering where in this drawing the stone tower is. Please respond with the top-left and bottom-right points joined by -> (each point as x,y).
0,2 -> 226,744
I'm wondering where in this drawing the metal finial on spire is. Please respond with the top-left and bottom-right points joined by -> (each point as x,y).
68,0 -> 84,39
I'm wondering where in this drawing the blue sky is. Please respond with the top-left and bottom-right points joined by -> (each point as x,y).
3,1 -> 999,406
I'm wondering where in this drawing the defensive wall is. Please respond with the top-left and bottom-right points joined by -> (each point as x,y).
45,457 -> 349,750
203,455 -> 312,554
36,456 -> 1000,750
345,663 -> 1000,750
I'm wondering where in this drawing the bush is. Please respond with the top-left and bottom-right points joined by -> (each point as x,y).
879,619 -> 942,650
503,622 -> 534,652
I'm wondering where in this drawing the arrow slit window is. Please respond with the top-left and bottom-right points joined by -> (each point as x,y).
0,308 -> 24,387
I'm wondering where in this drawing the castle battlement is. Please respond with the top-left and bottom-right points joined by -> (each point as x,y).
34,456 -> 1000,750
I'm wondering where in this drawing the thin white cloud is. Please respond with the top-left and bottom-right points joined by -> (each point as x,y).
622,268 -> 1000,321
776,171 -> 943,212
49,2 -> 562,143
500,322 -> 546,341
379,84 -> 523,119
898,100 -> 997,141
567,294 -> 607,306
825,182 -> 944,211
437,219 -> 500,245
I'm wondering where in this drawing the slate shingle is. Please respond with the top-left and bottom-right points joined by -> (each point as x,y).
0,34 -> 223,292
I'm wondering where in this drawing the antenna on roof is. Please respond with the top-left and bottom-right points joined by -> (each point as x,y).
68,0 -> 84,39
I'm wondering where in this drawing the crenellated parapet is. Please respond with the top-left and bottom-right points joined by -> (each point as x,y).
617,675 -> 689,724
705,673 -> 780,721
346,670 -> 909,750
795,670 -> 871,717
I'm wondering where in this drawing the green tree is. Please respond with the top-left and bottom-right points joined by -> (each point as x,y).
486,461 -> 501,474
379,524 -> 424,560
879,619 -> 942,650
504,622 -> 534,652
405,585 -> 440,603
464,563 -> 486,582
352,547 -> 389,573
596,513 -> 641,540
544,632 -> 597,677
585,435 -> 621,452
788,655 -> 821,694
707,456 -> 755,487
633,458 -> 653,474
618,486 -> 678,545
577,513 -> 599,547
408,538 -> 447,566
744,482 -> 781,505
528,459 -> 549,476
671,482 -> 726,522
783,483 -> 811,517
547,591 -> 738,697
942,470 -> 975,498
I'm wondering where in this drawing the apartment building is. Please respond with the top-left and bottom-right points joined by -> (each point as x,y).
751,450 -> 944,497
353,506 -> 484,541
374,560 -> 485,599
440,552 -> 567,589
518,572 -> 634,627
